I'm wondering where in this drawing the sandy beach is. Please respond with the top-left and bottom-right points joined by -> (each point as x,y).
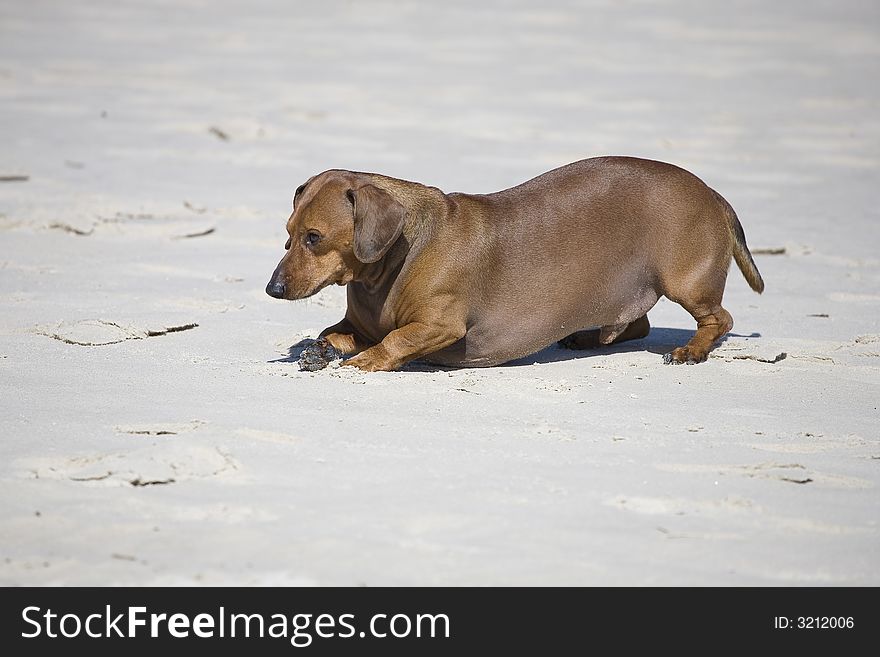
1,0 -> 878,585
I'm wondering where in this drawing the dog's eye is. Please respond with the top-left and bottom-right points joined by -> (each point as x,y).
304,230 -> 321,247
284,237 -> 291,250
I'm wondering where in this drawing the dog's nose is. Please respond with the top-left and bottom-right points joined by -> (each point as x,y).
266,281 -> 286,299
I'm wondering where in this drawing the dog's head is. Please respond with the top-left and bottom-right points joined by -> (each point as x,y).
266,171 -> 406,300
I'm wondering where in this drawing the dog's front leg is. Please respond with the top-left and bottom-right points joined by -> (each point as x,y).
319,318 -> 370,356
343,321 -> 465,372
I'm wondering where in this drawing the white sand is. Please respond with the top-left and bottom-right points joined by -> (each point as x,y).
1,0 -> 878,585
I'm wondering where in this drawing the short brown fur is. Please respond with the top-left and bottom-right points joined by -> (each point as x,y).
266,157 -> 764,371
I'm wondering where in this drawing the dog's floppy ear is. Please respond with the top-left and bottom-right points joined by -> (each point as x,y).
348,184 -> 406,263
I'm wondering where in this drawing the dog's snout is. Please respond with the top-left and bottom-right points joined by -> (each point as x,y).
266,280 -> 286,299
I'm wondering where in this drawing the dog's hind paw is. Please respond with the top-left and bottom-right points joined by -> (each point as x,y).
558,330 -> 600,350
298,338 -> 342,372
663,347 -> 705,365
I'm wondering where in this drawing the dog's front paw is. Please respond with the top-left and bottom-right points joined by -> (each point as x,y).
342,355 -> 383,372
342,350 -> 394,372
298,338 -> 342,371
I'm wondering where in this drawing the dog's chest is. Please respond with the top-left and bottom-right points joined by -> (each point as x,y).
346,284 -> 398,343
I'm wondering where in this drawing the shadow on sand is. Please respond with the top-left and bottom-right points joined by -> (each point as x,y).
270,328 -> 761,371
504,328 -> 760,367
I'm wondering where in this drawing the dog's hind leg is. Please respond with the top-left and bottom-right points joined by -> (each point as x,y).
559,314 -> 650,350
660,252 -> 734,364
662,291 -> 733,365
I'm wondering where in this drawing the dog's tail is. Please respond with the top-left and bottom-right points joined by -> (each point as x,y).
714,190 -> 764,293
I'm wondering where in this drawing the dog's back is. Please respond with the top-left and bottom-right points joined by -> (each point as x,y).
424,157 -> 760,366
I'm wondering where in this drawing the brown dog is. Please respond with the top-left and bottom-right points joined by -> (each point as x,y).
266,157 -> 764,371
